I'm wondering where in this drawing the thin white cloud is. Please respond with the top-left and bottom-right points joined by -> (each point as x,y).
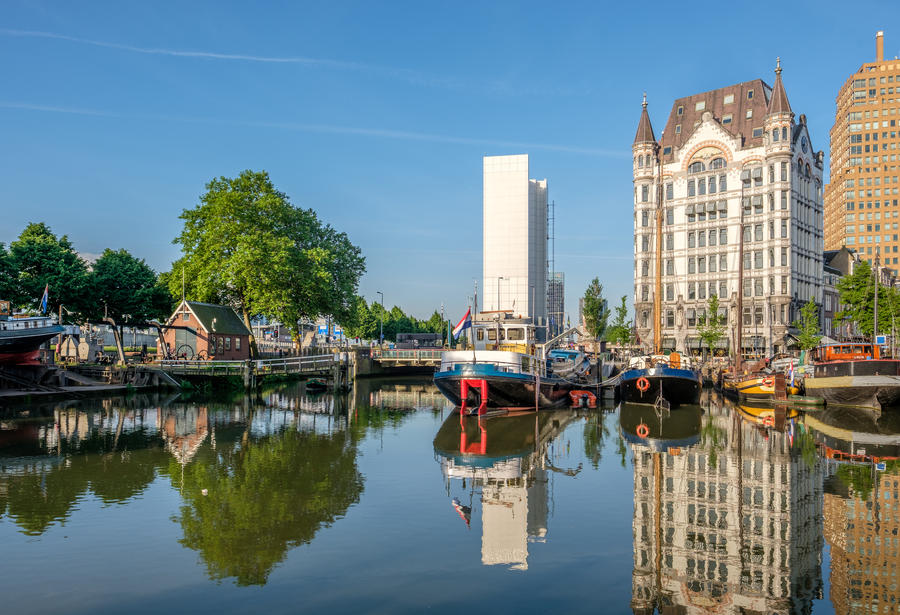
0,28 -> 470,90
0,101 -> 629,158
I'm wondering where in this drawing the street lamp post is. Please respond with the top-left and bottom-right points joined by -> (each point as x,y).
377,291 -> 384,347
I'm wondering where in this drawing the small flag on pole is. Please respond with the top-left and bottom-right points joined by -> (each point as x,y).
452,308 -> 472,339
40,284 -> 49,315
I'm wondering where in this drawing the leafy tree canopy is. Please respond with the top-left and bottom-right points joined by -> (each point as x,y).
8,222 -> 90,316
170,170 -> 365,355
606,295 -> 632,345
87,248 -> 174,325
836,259 -> 899,338
582,278 -> 609,341
697,294 -> 726,357
792,298 -> 822,351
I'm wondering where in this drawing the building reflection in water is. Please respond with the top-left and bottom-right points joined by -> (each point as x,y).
805,407 -> 900,614
433,410 -> 582,570
625,397 -> 823,614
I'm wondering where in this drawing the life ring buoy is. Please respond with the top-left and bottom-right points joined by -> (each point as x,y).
762,377 -> 774,387
636,423 -> 650,438
763,416 -> 774,427
636,377 -> 650,393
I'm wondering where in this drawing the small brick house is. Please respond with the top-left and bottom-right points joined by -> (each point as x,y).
160,301 -> 251,360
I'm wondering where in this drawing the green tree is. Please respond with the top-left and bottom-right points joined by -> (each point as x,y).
606,295 -> 632,346
697,294 -> 726,360
8,222 -> 91,317
87,248 -> 173,328
836,259 -> 897,338
792,298 -> 822,351
0,243 -> 16,301
170,170 -> 365,356
582,278 -> 610,358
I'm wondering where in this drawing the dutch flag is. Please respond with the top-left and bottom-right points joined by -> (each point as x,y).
40,284 -> 49,315
452,308 -> 472,339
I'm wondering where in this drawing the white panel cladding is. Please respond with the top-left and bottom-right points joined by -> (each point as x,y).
483,154 -> 548,320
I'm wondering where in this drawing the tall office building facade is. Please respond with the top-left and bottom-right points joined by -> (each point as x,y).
547,272 -> 565,336
483,154 -> 548,322
824,32 -> 900,264
633,64 -> 824,356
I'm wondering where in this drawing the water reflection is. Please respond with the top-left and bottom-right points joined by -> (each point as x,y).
433,410 -> 583,570
803,407 -> 900,612
625,396 -> 824,614
0,381 -> 442,587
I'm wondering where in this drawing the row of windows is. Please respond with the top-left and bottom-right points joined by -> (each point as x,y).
845,175 -> 900,187
854,76 -> 898,88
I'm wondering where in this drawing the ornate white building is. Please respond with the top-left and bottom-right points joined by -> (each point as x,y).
632,62 -> 825,356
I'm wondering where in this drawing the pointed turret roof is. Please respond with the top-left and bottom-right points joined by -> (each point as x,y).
766,57 -> 792,115
633,93 -> 656,146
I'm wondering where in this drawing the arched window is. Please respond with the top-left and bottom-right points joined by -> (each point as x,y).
709,157 -> 726,170
688,161 -> 706,174
637,156 -> 643,168
645,154 -> 651,167
772,129 -> 779,142
781,127 -> 787,141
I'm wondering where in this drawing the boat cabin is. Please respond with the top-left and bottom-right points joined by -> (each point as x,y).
0,300 -> 56,330
472,312 -> 541,353
811,343 -> 887,362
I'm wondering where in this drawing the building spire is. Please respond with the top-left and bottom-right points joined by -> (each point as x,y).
767,57 -> 792,115
633,93 -> 656,146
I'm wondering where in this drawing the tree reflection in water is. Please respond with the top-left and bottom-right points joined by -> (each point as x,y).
171,419 -> 364,586
0,386 -> 425,586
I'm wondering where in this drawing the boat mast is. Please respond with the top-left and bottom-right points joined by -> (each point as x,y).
735,176 -> 747,376
874,247 -> 879,350
654,140 -> 664,356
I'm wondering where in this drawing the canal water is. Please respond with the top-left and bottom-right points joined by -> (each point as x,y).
1,378 -> 898,614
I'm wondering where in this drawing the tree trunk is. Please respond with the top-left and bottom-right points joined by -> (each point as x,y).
241,309 -> 258,359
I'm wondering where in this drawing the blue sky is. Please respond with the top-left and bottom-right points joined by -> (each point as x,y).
0,0 -> 896,322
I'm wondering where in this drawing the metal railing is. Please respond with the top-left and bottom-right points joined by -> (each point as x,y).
371,349 -> 444,362
159,354 -> 338,376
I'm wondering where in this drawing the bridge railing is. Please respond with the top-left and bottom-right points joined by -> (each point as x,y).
371,349 -> 444,362
159,354 -> 339,376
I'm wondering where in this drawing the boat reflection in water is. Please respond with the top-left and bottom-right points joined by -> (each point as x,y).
802,406 -> 900,613
433,409 -> 583,570
625,397 -> 824,615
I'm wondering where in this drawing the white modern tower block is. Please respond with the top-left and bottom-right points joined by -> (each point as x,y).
483,154 -> 548,322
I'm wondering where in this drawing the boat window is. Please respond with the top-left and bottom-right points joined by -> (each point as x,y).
507,328 -> 525,341
487,329 -> 505,341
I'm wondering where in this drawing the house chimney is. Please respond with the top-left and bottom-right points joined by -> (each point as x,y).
876,31 -> 884,63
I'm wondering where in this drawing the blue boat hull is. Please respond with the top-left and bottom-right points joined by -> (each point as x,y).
619,366 -> 701,406
434,365 -> 572,411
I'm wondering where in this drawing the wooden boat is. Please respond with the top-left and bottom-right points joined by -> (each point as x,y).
619,353 -> 701,407
722,372 -> 801,400
803,342 -> 900,411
